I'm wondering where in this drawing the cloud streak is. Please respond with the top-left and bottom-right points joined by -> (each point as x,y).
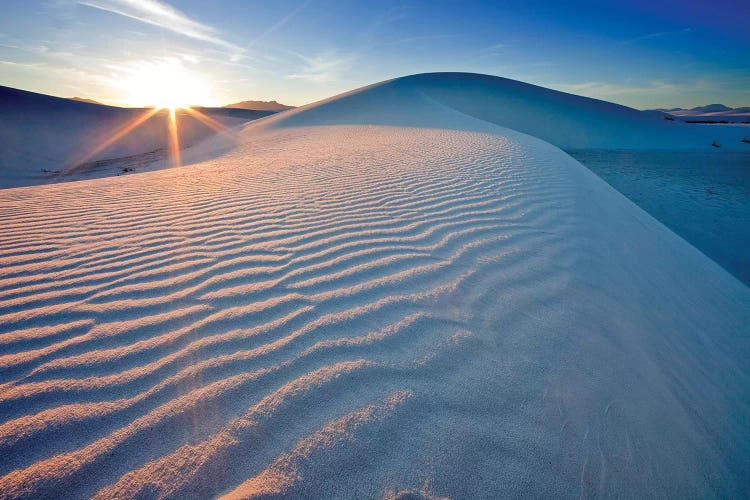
622,28 -> 692,45
77,0 -> 243,53
248,0 -> 312,49
553,80 -> 684,97
288,52 -> 354,83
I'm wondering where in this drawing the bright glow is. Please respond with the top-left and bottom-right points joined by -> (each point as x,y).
120,60 -> 214,110
167,108 -> 181,167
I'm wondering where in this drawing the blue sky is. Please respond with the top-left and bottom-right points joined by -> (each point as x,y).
0,0 -> 748,108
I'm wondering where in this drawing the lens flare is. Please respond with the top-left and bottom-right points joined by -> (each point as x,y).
62,61 -> 231,175
167,108 -> 181,167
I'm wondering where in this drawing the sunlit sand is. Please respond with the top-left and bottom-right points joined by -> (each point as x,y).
0,73 -> 748,498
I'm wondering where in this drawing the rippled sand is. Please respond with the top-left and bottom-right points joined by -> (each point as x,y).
1,74 -> 749,498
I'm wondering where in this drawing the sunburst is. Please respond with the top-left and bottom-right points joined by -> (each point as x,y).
68,61 -> 232,173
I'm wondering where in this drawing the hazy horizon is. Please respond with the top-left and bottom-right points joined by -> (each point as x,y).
3,74 -> 750,112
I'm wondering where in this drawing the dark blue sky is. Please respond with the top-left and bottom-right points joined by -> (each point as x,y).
0,0 -> 748,107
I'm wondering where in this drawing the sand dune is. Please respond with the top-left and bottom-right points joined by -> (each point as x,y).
0,86 -> 274,188
259,73 -> 749,150
0,73 -> 749,498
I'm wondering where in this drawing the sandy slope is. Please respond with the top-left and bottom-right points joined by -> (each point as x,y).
570,149 -> 750,287
0,74 -> 749,498
260,73 -> 749,151
0,86 -> 274,188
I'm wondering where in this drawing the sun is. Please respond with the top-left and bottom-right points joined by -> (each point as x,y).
121,60 -> 214,110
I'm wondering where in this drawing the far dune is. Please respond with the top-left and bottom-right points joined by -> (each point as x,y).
0,86 -> 275,188
68,97 -> 102,105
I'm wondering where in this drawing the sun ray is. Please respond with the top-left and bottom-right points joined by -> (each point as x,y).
55,60 -> 227,178
183,107 -> 236,139
65,107 -> 162,175
167,108 -> 181,168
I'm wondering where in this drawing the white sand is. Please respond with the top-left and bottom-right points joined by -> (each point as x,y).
0,85 -> 272,189
0,73 -> 748,498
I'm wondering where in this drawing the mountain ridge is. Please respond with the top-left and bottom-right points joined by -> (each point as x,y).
223,99 -> 294,111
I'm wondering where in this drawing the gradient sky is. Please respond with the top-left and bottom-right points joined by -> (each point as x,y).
1,0 -> 748,109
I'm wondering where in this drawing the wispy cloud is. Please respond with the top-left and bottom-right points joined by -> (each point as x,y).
479,42 -> 508,53
549,77 -> 750,109
359,4 -> 411,41
462,42 -> 510,63
622,28 -> 692,45
553,80 -> 682,97
248,0 -> 312,49
380,34 -> 456,47
288,52 -> 354,83
550,79 -> 730,103
0,60 -> 43,67
0,34 -> 88,62
77,0 -> 242,53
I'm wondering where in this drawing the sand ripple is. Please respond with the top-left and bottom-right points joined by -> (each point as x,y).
0,122 -> 748,498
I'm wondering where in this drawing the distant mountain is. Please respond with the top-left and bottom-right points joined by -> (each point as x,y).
689,104 -> 732,113
223,100 -> 294,111
651,104 -> 750,114
68,97 -> 102,105
645,104 -> 750,123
